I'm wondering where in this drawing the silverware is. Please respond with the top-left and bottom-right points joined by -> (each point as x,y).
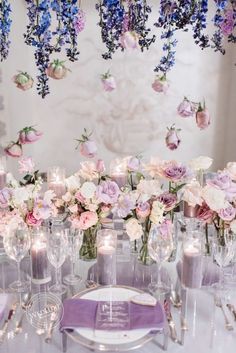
45,310 -> 57,343
0,302 -> 17,344
14,293 -> 31,335
226,303 -> 236,321
164,299 -> 179,343
180,288 -> 188,345
170,289 -> 182,308
215,296 -> 234,331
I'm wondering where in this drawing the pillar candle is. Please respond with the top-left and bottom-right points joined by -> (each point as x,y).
182,244 -> 202,289
97,245 -> 116,285
48,181 -> 66,198
31,240 -> 51,284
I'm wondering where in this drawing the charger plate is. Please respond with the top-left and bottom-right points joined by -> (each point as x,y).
64,285 -> 164,351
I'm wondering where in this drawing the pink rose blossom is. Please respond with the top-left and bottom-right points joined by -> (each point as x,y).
13,72 -> 33,91
80,140 -> 97,158
152,76 -> 169,94
74,9 -> 86,33
197,203 -> 215,224
196,108 -> 210,130
19,127 -> 43,144
77,211 -> 98,230
18,157 -> 35,174
0,188 -> 11,208
177,98 -> 197,117
75,191 -> 86,203
5,142 -> 22,158
96,180 -> 120,204
120,31 -> 139,49
159,160 -> 189,182
96,159 -> 105,173
207,171 -> 236,202
26,212 -> 42,227
136,202 -> 151,220
46,60 -> 68,80
165,125 -> 181,150
218,203 -> 236,222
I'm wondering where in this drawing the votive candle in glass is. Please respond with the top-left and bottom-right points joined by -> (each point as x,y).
97,229 -> 117,285
110,159 -> 128,189
0,156 -> 7,190
182,234 -> 203,289
47,166 -> 66,198
31,228 -> 51,285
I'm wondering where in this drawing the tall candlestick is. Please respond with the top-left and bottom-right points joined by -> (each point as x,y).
97,229 -> 117,285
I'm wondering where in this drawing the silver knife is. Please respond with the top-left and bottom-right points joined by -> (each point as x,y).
45,310 -> 57,343
164,298 -> 178,343
0,302 -> 17,344
226,304 -> 236,321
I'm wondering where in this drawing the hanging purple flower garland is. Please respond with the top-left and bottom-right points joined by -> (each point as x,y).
95,0 -> 125,59
0,0 -> 12,61
24,0 -> 54,98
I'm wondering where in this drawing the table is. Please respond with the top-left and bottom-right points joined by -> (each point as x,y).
0,254 -> 235,353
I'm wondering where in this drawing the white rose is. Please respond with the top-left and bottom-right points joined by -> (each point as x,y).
226,162 -> 236,181
12,187 -> 29,205
137,179 -> 161,202
125,218 -> 143,241
150,201 -> 165,224
68,205 -> 78,214
66,174 -> 80,191
202,185 -> 226,211
189,156 -> 213,171
44,190 -> 56,204
86,203 -> 99,212
62,192 -> 72,203
80,182 -> 96,199
230,219 -> 236,234
182,181 -> 203,207
143,157 -> 162,178
79,161 -> 99,181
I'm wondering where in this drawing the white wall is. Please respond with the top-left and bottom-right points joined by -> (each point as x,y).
0,0 -> 236,176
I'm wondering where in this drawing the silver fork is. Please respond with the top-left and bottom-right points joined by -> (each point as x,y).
215,296 -> 234,331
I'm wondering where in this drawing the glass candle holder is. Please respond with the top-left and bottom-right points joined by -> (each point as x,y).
47,166 -> 66,198
0,156 -> 7,190
181,232 -> 203,289
31,228 -> 51,285
97,229 -> 117,286
110,158 -> 128,189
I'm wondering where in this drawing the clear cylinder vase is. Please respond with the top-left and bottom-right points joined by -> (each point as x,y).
80,226 -> 100,261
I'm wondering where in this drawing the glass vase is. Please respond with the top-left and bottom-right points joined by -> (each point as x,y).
80,225 -> 99,261
138,226 -> 154,266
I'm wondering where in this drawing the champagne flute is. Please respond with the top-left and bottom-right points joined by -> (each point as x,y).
148,225 -> 173,297
213,243 -> 235,290
3,223 -> 31,292
47,225 -> 68,295
63,229 -> 83,285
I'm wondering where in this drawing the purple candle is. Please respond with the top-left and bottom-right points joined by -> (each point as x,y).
48,181 -> 66,198
183,202 -> 199,218
0,171 -> 6,190
31,240 -> 51,284
182,243 -> 203,289
97,245 -> 116,285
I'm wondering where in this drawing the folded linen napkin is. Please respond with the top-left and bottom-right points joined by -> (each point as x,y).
60,298 -> 165,332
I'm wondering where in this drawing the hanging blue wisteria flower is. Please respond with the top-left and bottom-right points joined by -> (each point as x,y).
0,0 -> 12,61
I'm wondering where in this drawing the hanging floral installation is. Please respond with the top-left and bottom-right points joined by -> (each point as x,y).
0,0 -> 12,61
23,0 -> 85,98
95,0 -> 155,59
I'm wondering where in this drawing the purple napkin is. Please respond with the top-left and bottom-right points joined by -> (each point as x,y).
60,298 -> 165,332
176,258 -> 220,287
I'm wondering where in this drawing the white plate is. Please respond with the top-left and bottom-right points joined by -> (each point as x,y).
70,286 -> 162,349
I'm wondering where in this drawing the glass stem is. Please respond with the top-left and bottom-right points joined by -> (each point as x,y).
157,262 -> 162,288
17,261 -> 21,284
55,267 -> 61,288
71,258 -> 75,277
220,267 -> 224,289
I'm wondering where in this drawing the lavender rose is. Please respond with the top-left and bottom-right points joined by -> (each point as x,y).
207,171 -> 236,201
80,140 -> 97,159
165,125 -> 181,150
120,31 -> 139,49
177,97 -> 197,118
96,180 -> 120,204
161,161 -> 189,182
218,203 -> 236,222
136,202 -> 151,220
152,75 -> 169,94
158,192 -> 177,211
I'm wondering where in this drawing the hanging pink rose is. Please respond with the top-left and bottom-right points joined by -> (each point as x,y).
120,31 -> 139,49
196,105 -> 210,130
80,140 -> 97,158
152,76 -> 169,94
101,71 -> 116,92
127,156 -> 140,172
5,142 -> 22,158
13,72 -> 33,91
19,126 -> 43,144
165,125 -> 181,150
74,9 -> 86,33
177,97 -> 197,117
46,60 -> 69,80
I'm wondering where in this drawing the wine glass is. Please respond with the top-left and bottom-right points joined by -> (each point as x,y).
3,223 -> 31,292
148,225 -> 173,297
213,242 -> 235,290
63,229 -> 83,286
47,225 -> 68,295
